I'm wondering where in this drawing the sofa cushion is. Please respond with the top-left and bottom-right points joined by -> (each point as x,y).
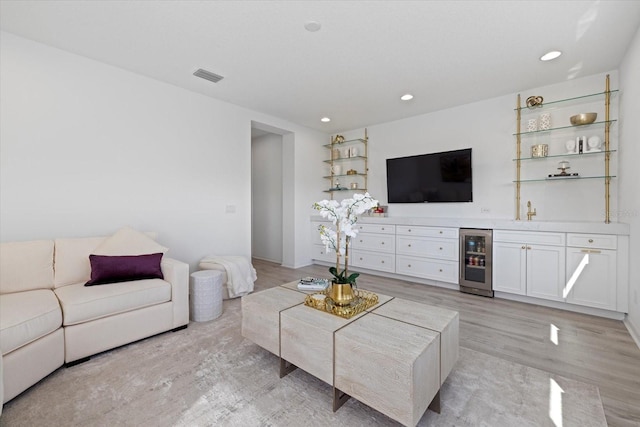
0,289 -> 62,354
86,253 -> 164,286
54,278 -> 171,325
92,227 -> 168,256
0,240 -> 54,294
54,237 -> 105,288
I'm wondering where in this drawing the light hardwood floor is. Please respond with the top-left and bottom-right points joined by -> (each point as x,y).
252,258 -> 640,427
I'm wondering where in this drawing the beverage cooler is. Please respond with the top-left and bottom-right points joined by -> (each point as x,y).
459,229 -> 493,297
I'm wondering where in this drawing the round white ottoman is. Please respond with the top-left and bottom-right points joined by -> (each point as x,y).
189,270 -> 224,322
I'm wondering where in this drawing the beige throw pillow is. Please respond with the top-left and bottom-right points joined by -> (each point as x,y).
92,227 -> 168,256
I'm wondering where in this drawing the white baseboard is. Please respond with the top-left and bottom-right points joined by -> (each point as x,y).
623,316 -> 640,350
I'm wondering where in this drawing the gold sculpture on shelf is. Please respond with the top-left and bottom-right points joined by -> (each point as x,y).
332,134 -> 345,144
304,289 -> 379,319
526,95 -> 544,109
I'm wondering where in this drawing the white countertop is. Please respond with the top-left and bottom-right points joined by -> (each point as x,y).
311,216 -> 630,235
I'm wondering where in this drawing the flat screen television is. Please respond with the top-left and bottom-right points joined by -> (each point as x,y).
386,148 -> 472,203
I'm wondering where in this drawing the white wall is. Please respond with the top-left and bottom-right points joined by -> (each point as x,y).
619,26 -> 640,342
251,133 -> 283,263
342,71 -> 619,223
0,32 -> 326,270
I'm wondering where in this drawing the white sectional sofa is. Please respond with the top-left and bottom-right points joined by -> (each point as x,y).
0,230 -> 189,412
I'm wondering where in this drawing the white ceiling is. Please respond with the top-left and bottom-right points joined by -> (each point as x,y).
1,1 -> 639,133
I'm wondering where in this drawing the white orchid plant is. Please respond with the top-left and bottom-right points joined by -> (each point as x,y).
313,193 -> 379,285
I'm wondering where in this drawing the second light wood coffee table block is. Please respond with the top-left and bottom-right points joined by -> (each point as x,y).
241,287 -> 305,355
334,313 -> 441,427
372,298 -> 459,385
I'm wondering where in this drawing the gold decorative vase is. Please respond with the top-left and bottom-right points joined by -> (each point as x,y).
329,282 -> 354,306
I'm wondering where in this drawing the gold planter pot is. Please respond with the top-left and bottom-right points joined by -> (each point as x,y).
329,282 -> 354,306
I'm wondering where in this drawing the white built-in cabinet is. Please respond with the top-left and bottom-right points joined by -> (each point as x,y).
310,218 -> 628,317
493,231 -> 566,301
565,233 -> 617,310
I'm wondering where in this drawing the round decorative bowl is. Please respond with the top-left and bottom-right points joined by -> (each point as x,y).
570,113 -> 597,126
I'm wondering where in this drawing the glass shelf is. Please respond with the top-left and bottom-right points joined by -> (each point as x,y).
323,138 -> 366,149
514,175 -> 616,183
324,155 -> 367,163
323,173 -> 367,179
514,150 -> 616,161
514,90 -> 619,112
513,120 -> 616,136
324,187 -> 368,193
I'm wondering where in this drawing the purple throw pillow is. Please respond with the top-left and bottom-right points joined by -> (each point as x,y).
85,253 -> 164,286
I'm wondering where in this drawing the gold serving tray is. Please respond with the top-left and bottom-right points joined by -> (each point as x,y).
304,289 -> 379,319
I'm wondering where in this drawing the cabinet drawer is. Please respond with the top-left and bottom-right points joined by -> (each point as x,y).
396,226 -> 458,239
351,233 -> 395,253
566,233 -> 616,250
355,223 -> 395,234
311,244 -> 336,263
493,230 -> 565,246
396,255 -> 458,284
396,236 -> 458,261
350,250 -> 395,273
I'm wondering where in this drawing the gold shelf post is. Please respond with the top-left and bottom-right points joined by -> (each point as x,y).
364,128 -> 368,193
604,74 -> 611,224
516,94 -> 522,220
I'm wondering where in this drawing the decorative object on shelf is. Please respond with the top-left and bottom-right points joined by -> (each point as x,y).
313,193 -> 379,306
343,148 -> 351,158
531,144 -> 548,158
570,112 -> 597,126
526,118 -> 538,132
565,139 -> 577,154
526,95 -> 544,108
331,179 -> 342,190
350,182 -> 358,189
304,288 -> 379,319
346,169 -> 358,175
539,112 -> 551,130
576,136 -> 587,154
332,135 -> 345,144
331,164 -> 342,175
587,135 -> 602,152
557,160 -> 571,175
350,146 -> 358,157
332,148 -> 340,160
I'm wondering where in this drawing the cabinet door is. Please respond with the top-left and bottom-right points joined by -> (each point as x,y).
493,242 -> 526,295
526,245 -> 565,301
565,247 -> 617,310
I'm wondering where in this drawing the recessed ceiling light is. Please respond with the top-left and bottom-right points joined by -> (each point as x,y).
304,21 -> 322,32
540,51 -> 562,61
401,94 -> 414,101
321,117 -> 331,123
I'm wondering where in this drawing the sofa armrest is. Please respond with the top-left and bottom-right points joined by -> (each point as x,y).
161,257 -> 189,328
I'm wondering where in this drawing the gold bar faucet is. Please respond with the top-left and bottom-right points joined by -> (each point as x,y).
527,201 -> 537,221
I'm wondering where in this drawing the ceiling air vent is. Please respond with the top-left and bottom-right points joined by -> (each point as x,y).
193,68 -> 224,83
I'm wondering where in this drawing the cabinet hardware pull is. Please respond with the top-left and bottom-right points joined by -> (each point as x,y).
588,239 -> 594,243
360,257 -> 363,260
439,269 -> 443,272
581,249 -> 601,254
439,231 -> 443,234
382,227 -> 385,230
381,242 -> 385,245
439,247 -> 443,250
408,229 -> 411,232
360,240 -> 363,243
522,246 -> 526,249
408,264 -> 411,268
381,260 -> 384,263
408,244 -> 412,247
527,246 -> 532,250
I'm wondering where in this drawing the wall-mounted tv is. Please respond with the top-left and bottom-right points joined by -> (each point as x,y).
386,148 -> 472,203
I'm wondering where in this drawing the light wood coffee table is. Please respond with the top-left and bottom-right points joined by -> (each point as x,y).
241,282 -> 459,427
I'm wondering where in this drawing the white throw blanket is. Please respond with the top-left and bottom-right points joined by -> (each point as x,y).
200,256 -> 256,298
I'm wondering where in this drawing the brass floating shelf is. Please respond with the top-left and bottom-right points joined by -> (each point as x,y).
324,188 -> 368,193
514,90 -> 619,112
323,138 -> 366,148
323,155 -> 367,163
514,150 -> 616,161
513,120 -> 616,136
323,173 -> 366,179
514,175 -> 616,183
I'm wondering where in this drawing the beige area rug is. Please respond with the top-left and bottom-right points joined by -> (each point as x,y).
1,297 -> 607,427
